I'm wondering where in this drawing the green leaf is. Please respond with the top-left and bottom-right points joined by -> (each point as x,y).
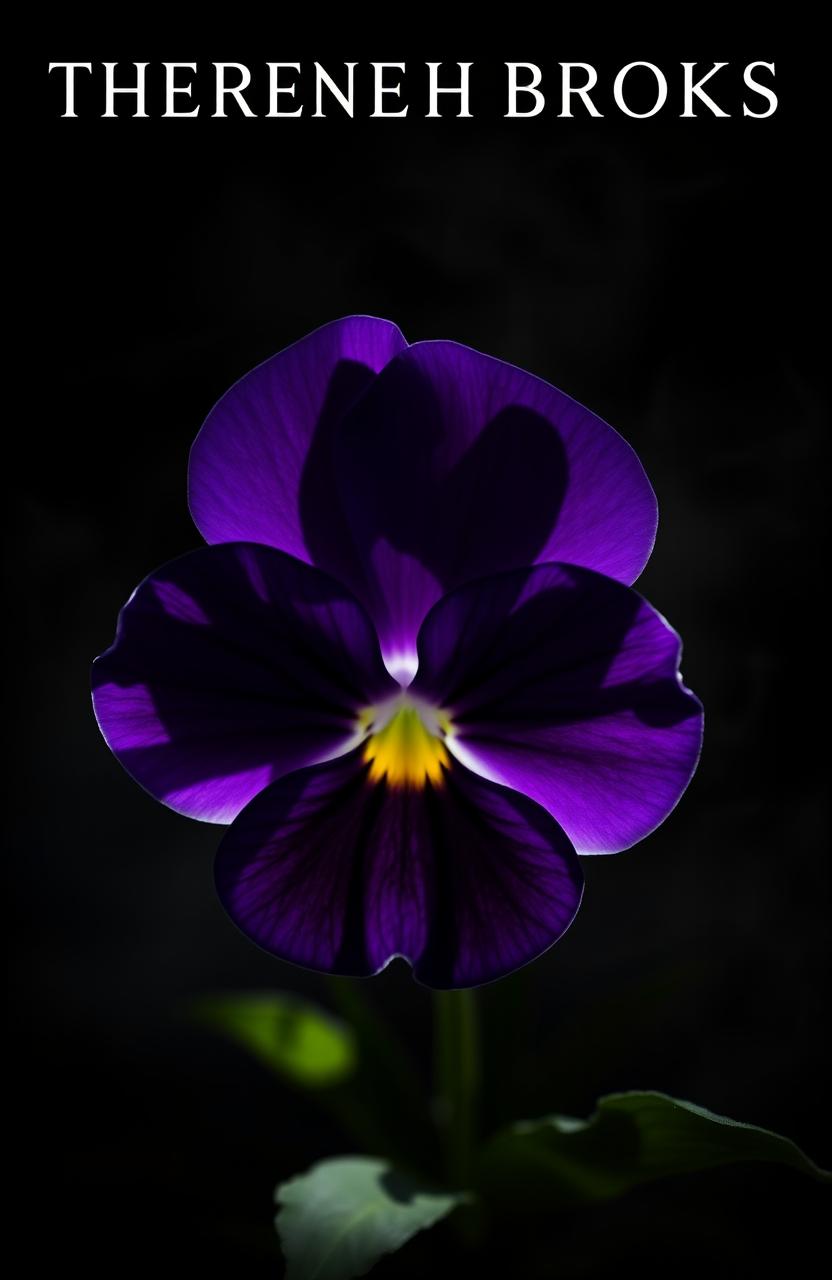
193,992 -> 356,1089
479,1090 -> 831,1210
275,1156 -> 465,1280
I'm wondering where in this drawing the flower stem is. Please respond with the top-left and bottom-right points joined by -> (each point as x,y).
433,988 -> 479,1189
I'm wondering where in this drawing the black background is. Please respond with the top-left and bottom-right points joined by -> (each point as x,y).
14,36 -> 828,1278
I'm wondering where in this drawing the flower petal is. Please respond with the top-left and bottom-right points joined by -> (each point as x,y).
215,750 -> 583,988
333,341 -> 657,660
188,316 -> 407,590
92,544 -> 397,823
411,564 -> 702,854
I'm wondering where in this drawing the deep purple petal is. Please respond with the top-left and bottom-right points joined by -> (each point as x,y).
334,341 -> 657,660
188,316 -> 407,591
411,564 -> 702,854
215,750 -> 583,988
92,544 -> 397,823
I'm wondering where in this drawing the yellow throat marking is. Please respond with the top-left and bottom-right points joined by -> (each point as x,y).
362,701 -> 451,789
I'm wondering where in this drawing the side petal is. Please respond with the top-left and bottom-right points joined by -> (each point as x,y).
92,544 -> 397,823
411,564 -> 703,854
215,751 -> 583,989
188,316 -> 408,588
334,340 -> 657,660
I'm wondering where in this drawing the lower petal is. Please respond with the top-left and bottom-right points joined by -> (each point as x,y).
214,750 -> 583,989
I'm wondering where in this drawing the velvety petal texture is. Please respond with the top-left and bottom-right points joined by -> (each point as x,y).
94,313 -> 702,990
334,342 -> 657,660
188,315 -> 407,572
215,750 -> 583,988
92,543 -> 396,823
411,564 -> 702,854
188,319 -> 656,664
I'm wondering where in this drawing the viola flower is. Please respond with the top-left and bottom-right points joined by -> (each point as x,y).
92,317 -> 702,988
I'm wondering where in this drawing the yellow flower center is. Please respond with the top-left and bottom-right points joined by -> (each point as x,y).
360,696 -> 451,789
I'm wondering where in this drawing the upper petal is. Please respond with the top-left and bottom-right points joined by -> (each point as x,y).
411,564 -> 702,854
333,340 -> 657,660
92,543 -> 397,823
215,749 -> 583,989
188,315 -> 408,580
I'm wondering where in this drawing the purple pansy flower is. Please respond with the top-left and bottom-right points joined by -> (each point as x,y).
92,317 -> 702,988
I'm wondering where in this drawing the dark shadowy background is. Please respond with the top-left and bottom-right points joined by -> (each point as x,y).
13,36 -> 828,1277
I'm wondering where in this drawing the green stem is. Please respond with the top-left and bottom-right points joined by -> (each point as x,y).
434,988 -> 479,1188
325,977 -> 434,1171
